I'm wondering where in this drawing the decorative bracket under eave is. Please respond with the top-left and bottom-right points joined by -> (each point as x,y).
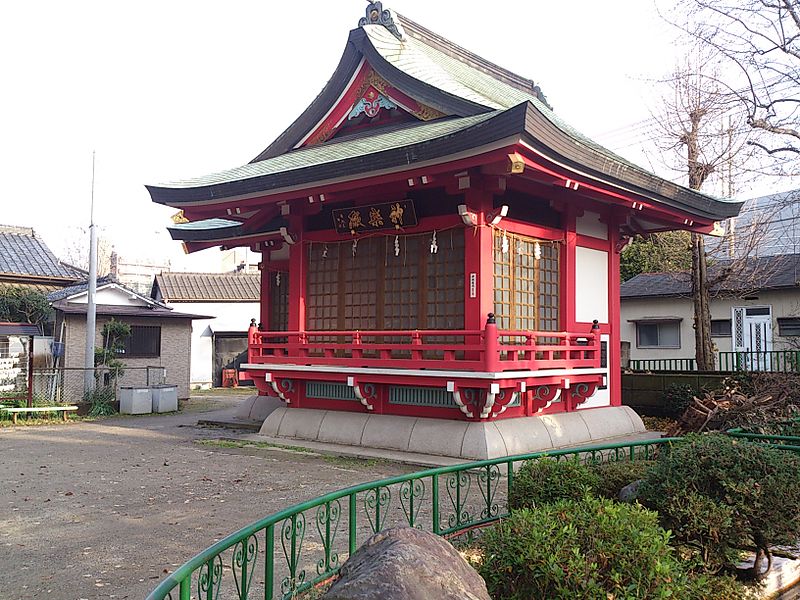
347,376 -> 375,411
446,381 -> 473,418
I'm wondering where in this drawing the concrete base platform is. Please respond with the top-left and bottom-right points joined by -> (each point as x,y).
258,405 -> 646,461
235,395 -> 285,422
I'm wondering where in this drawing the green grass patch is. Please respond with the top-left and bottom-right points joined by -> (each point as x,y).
195,438 -> 316,453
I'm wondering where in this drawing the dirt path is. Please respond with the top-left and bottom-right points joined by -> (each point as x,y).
0,397 -> 415,599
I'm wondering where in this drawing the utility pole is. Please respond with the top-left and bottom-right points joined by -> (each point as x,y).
84,152 -> 98,393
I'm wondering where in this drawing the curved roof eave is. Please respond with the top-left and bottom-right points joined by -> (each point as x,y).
250,39 -> 364,163
518,103 -> 743,221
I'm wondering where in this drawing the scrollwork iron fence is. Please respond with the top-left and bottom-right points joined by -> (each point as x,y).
146,438 -> 677,600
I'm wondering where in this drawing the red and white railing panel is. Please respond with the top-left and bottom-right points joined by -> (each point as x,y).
247,315 -> 600,372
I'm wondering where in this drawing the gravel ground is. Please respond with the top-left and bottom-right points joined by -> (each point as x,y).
0,396 -> 415,600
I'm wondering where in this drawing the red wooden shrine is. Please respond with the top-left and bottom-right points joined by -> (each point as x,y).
148,3 -> 740,437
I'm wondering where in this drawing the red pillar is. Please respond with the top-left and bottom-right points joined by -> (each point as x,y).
562,208 -> 578,330
463,185 -> 495,332
259,251 -> 271,330
607,215 -> 622,406
287,208 -> 306,337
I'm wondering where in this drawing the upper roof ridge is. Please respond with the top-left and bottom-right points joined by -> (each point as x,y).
394,14 -> 550,108
359,2 -> 405,40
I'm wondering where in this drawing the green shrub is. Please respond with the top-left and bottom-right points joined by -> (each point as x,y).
84,387 -> 116,417
480,496 -> 697,600
591,460 -> 655,499
639,434 -> 800,577
508,458 -> 599,509
663,383 -> 695,417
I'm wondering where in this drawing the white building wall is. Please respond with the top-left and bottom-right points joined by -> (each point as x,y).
621,289 -> 800,362
575,247 -> 609,323
160,301 -> 259,387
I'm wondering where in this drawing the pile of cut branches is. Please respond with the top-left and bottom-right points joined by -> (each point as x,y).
666,373 -> 800,436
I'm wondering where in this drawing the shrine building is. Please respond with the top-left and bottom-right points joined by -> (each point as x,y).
147,3 -> 742,459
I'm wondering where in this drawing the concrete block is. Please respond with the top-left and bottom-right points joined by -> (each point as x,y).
407,418 -> 468,457
317,411 -> 370,446
540,411 -> 591,448
494,417 -> 554,456
275,408 -> 327,440
151,385 -> 178,413
119,387 -> 152,415
578,406 -> 643,441
460,422 -> 504,461
361,414 -> 416,451
259,407 -> 288,437
237,395 -> 284,421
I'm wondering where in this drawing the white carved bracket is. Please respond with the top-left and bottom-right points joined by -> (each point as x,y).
348,376 -> 373,411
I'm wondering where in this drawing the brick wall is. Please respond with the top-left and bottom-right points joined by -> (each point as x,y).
61,313 -> 192,399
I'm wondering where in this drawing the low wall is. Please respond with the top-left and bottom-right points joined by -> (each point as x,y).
622,372 -> 728,416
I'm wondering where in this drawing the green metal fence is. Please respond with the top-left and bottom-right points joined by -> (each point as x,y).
629,350 -> 800,373
145,439 -> 675,600
628,358 -> 698,371
717,350 -> 800,372
727,417 -> 800,450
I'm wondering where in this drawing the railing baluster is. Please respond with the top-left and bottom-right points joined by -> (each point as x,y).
348,493 -> 357,557
265,525 -> 274,600
432,474 -> 440,534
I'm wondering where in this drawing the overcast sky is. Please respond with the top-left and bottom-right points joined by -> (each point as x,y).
1,1 -> 792,272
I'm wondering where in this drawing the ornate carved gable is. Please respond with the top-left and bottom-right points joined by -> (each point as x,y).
299,64 -> 446,147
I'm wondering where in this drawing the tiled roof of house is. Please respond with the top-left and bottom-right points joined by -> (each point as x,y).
51,301 -> 210,320
0,225 -> 83,282
153,272 -> 260,302
621,254 -> 800,299
47,275 -> 118,302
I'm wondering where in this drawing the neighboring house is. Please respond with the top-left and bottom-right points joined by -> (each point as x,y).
48,277 -> 210,399
710,188 -> 800,259
151,272 -> 260,388
620,254 -> 800,368
0,225 -> 83,294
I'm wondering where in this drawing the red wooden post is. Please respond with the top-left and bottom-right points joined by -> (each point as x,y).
411,331 -> 422,362
259,252 -> 271,331
247,318 -> 257,363
484,313 -> 500,371
287,207 -> 305,357
352,331 -> 363,360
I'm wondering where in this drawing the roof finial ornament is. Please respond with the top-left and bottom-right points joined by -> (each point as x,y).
359,1 -> 405,41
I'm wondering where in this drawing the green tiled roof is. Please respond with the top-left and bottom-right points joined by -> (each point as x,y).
367,17 -> 649,179
170,218 -> 241,231
158,112 -> 497,190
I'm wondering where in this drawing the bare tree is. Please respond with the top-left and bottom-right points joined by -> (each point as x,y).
663,0 -> 800,175
648,58 -> 756,369
60,226 -> 112,277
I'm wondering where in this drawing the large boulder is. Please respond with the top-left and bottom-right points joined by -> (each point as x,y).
322,527 -> 490,600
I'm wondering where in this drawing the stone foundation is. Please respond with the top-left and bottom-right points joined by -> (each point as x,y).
258,405 -> 646,461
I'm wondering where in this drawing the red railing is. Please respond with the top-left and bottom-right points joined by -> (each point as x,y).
246,316 -> 601,373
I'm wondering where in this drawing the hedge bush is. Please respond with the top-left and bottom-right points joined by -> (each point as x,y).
508,458 -> 599,509
591,460 -> 655,500
639,434 -> 800,577
479,495 -> 747,600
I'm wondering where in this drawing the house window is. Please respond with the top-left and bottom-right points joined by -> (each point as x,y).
122,325 -> 161,358
0,338 -> 8,358
493,231 -> 560,331
636,321 -> 680,348
778,318 -> 800,336
711,319 -> 732,337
